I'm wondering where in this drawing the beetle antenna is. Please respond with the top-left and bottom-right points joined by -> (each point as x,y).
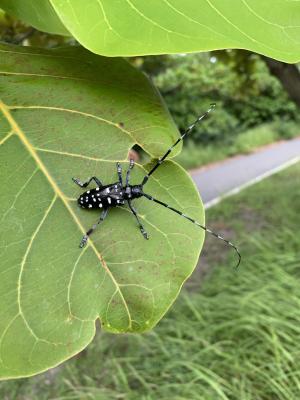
142,192 -> 241,269
141,103 -> 216,186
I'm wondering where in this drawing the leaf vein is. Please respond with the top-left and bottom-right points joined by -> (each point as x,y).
124,0 -> 197,41
161,0 -> 229,40
0,313 -> 19,366
9,105 -> 146,156
0,130 -> 14,146
67,246 -> 88,319
18,194 -> 57,341
34,146 -> 127,163
204,0 -> 293,55
1,167 -> 39,223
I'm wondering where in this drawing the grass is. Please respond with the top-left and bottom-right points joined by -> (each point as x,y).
175,121 -> 300,170
1,163 -> 300,400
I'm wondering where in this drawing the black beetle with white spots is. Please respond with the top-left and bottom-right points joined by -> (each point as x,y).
73,104 -> 241,268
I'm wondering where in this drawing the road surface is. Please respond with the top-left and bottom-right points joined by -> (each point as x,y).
190,137 -> 300,208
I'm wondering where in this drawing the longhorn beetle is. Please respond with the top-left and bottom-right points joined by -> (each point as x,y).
73,104 -> 241,268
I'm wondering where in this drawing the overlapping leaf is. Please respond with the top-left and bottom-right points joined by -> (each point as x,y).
0,0 -> 69,35
0,44 -> 204,378
1,0 -> 300,62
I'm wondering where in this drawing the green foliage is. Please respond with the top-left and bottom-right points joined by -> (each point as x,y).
1,163 -> 299,399
0,43 -> 204,378
148,52 -> 298,145
1,1 -> 300,61
274,119 -> 300,140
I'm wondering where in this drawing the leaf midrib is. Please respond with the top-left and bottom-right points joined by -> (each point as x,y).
0,100 -> 133,330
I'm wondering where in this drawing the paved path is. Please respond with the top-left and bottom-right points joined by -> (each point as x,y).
190,137 -> 300,208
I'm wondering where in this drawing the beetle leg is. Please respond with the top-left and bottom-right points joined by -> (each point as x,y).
79,208 -> 108,248
126,159 -> 134,186
72,176 -> 103,188
116,162 -> 123,185
127,200 -> 149,240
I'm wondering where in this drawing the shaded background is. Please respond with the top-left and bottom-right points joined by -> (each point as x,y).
1,12 -> 300,400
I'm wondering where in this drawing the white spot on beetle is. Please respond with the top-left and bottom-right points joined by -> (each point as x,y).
96,187 -> 99,191
107,197 -> 111,204
93,198 -> 96,202
87,191 -> 90,194
99,203 -> 102,208
88,204 -> 92,208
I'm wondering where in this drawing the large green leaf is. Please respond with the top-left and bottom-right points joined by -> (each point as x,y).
1,0 -> 300,62
0,44 -> 204,379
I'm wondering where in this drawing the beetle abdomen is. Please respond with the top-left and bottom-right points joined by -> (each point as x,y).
78,184 -> 125,209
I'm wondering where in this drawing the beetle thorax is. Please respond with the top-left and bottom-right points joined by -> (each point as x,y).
124,185 -> 143,199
